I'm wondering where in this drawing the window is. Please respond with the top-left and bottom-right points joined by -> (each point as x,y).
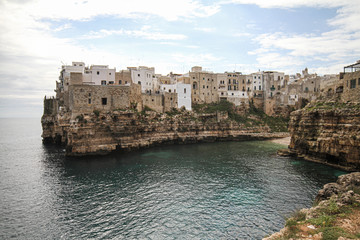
242,93 -> 244,96
138,81 -> 141,85
232,93 -> 234,96
278,76 -> 280,80
138,74 -> 140,77
278,86 -> 280,90
242,80 -> 245,84
358,78 -> 360,85
259,86 -> 261,90
206,86 -> 208,89
254,86 -> 256,90
89,93 -> 91,97
97,71 -> 100,75
184,88 -> 186,94
254,76 -> 256,79
109,73 -> 111,75
101,80 -> 106,85
109,81 -> 114,85
233,79 -> 236,84
193,83 -> 197,89
169,89 -> 171,93
125,81 -> 128,84
119,80 -> 122,84
102,98 -> 107,105
350,79 -> 356,89
203,85 -> 205,89
228,86 -> 231,90
88,99 -> 91,104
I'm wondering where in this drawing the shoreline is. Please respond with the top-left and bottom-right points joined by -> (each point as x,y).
268,136 -> 291,146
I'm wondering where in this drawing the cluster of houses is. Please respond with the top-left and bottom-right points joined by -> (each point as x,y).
50,60 -> 360,117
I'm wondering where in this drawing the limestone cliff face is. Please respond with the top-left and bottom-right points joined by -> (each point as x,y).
289,102 -> 360,170
42,110 -> 288,156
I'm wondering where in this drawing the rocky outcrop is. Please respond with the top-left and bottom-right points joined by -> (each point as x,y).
42,110 -> 288,156
289,101 -> 360,171
264,172 -> 360,240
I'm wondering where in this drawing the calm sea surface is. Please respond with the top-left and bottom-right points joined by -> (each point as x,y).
0,118 -> 346,239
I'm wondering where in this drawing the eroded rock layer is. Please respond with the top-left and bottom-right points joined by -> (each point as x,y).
289,101 -> 360,171
42,110 -> 288,156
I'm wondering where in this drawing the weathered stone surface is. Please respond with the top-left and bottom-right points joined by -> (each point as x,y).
42,110 -> 288,156
263,172 -> 360,240
288,101 -> 360,171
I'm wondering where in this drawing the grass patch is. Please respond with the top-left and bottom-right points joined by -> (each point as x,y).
193,100 -> 288,131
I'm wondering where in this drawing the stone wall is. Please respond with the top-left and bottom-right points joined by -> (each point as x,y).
142,93 -> 164,112
342,71 -> 360,102
164,92 -> 178,112
68,85 -> 135,114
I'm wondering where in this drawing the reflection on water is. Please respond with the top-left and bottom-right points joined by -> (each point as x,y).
0,118 -> 346,239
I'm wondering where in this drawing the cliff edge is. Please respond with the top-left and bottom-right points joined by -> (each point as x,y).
42,104 -> 289,156
288,101 -> 360,171
264,172 -> 360,240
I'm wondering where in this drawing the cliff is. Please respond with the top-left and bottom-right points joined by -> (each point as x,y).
42,107 -> 288,156
288,101 -> 360,171
264,172 -> 360,240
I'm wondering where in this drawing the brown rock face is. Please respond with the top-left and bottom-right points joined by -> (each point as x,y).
289,102 -> 360,171
42,110 -> 288,156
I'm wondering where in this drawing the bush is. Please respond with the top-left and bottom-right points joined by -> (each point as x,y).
76,114 -> 84,122
93,110 -> 100,117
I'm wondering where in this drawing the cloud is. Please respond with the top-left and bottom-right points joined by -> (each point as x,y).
83,27 -> 187,40
194,27 -> 216,33
53,23 -> 72,32
14,0 -> 220,21
172,53 -> 222,64
226,0 -> 346,9
229,1 -> 360,74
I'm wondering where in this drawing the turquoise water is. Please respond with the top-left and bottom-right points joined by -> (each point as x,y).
0,119 -> 346,239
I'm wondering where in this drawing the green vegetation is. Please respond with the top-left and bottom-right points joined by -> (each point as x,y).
276,197 -> 360,240
75,114 -> 84,122
193,100 -> 288,132
93,110 -> 100,117
165,107 -> 181,116
143,105 -> 155,112
306,101 -> 360,111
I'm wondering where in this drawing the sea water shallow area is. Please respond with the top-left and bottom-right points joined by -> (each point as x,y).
0,118 -> 346,239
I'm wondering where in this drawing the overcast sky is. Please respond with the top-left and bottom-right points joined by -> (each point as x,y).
0,0 -> 359,118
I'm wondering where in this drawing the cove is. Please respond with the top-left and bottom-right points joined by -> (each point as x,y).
0,119 -> 346,239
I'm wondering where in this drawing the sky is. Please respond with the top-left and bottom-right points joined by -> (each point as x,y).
0,0 -> 359,118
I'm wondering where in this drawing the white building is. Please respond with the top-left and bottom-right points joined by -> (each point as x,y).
89,65 -> 116,85
250,72 -> 264,92
128,66 -> 155,92
176,83 -> 192,110
227,90 -> 248,106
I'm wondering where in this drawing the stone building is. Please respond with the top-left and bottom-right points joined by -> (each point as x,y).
115,69 -> 131,86
189,66 -> 218,104
341,61 -> 360,102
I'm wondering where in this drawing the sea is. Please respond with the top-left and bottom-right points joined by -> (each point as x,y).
0,118 -> 346,239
